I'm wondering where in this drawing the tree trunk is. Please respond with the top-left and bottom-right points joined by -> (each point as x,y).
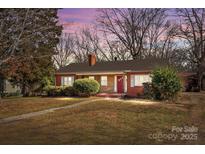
21,83 -> 26,96
21,82 -> 30,97
198,74 -> 202,91
197,62 -> 205,91
197,70 -> 203,91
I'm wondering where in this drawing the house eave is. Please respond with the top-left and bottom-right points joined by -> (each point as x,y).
55,71 -> 125,75
55,70 -> 154,75
76,71 -> 126,75
124,70 -> 152,73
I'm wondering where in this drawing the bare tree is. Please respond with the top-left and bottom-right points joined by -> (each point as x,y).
72,27 -> 131,62
144,15 -> 178,59
71,28 -> 113,62
96,8 -> 169,59
106,41 -> 131,61
53,34 -> 74,68
176,8 -> 205,90
72,28 -> 98,62
99,32 -> 131,61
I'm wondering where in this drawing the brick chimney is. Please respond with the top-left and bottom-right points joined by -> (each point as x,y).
88,54 -> 96,66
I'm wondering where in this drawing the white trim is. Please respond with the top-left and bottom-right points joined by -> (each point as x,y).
124,75 -> 127,92
114,75 -> 117,92
101,76 -> 108,86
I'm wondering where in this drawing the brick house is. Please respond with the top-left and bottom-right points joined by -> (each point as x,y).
55,54 -> 193,96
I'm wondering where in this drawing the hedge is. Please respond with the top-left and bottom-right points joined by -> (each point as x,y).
45,78 -> 100,97
73,78 -> 100,97
45,86 -> 76,97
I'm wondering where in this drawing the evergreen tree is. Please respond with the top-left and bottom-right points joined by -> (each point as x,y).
0,9 -> 62,96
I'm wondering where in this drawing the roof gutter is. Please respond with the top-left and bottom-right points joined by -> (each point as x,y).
76,71 -> 125,75
55,70 -> 154,75
55,71 -> 125,75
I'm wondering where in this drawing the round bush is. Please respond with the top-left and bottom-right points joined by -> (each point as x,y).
151,67 -> 182,100
62,86 -> 76,96
73,78 -> 100,97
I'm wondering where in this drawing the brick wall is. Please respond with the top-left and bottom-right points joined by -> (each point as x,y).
126,72 -> 150,97
55,75 -> 61,86
100,75 -> 114,93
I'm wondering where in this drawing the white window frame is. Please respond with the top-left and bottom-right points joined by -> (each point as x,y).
124,75 -> 127,92
130,74 -> 151,87
114,76 -> 117,92
101,76 -> 108,86
89,76 -> 95,80
61,76 -> 74,86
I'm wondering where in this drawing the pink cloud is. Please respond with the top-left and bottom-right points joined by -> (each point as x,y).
58,9 -> 97,34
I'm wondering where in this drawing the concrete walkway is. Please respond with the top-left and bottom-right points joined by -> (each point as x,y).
0,98 -> 103,124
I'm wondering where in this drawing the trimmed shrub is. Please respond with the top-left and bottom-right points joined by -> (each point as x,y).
73,78 -> 100,97
151,67 -> 182,101
143,82 -> 153,99
45,86 -> 76,97
1,90 -> 21,97
45,86 -> 63,97
63,86 -> 76,96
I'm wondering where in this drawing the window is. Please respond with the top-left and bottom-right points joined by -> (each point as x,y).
130,74 -> 151,87
89,76 -> 95,80
61,76 -> 74,86
101,76 -> 107,86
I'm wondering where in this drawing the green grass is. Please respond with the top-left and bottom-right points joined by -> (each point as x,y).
0,93 -> 204,144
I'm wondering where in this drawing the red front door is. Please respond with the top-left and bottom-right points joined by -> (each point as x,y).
117,76 -> 124,93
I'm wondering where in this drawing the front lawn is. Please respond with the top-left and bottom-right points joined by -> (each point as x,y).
0,97 -> 87,119
0,93 -> 204,144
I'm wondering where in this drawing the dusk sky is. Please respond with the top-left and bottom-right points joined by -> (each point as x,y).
57,8 -> 177,34
58,8 -> 98,34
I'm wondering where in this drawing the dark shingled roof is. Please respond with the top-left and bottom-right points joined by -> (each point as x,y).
56,58 -> 169,74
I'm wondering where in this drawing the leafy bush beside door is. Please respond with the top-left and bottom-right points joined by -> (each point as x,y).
151,67 -> 182,100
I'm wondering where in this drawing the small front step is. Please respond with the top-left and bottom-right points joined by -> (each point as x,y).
96,93 -> 125,98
